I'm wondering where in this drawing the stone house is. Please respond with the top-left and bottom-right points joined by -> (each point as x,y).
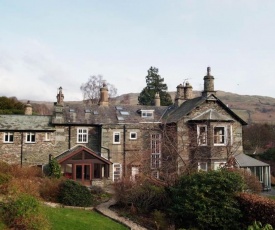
0,67 -> 271,188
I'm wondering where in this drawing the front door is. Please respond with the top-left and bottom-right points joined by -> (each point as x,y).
75,164 -> 92,186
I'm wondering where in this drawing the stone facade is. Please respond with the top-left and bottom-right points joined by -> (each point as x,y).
1,67 -> 262,185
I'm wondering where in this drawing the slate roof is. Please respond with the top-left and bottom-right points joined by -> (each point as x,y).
59,103 -> 169,125
164,94 -> 247,125
55,145 -> 112,164
0,115 -> 54,131
234,153 -> 269,167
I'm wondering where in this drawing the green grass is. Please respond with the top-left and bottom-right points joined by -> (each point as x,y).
42,205 -> 129,230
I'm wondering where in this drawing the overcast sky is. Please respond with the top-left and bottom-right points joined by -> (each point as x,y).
0,0 -> 275,101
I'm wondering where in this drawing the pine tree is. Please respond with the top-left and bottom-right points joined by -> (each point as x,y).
138,67 -> 172,106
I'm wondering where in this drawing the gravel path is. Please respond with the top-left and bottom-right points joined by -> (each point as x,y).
95,198 -> 148,230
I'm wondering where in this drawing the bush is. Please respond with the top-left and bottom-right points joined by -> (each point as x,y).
1,193 -> 50,230
0,172 -> 12,194
114,179 -> 167,213
167,169 -> 245,230
236,193 -> 275,227
39,177 -> 65,202
48,159 -> 61,179
58,180 -> 93,207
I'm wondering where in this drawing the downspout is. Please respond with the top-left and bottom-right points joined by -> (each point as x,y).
68,125 -> 71,149
123,125 -> 126,177
20,132 -> 23,167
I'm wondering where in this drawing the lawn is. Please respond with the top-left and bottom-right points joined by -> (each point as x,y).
43,205 -> 129,230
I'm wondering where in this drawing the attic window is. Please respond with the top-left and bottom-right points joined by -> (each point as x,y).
116,106 -> 123,110
120,111 -> 129,115
93,111 -> 99,115
117,116 -> 125,121
141,110 -> 154,118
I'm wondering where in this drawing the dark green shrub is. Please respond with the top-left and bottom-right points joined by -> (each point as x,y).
167,169 -> 245,230
58,180 -> 93,207
1,193 -> 50,230
248,221 -> 273,230
48,159 -> 61,178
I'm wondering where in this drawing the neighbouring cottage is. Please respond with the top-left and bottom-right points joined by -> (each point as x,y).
0,67 -> 271,189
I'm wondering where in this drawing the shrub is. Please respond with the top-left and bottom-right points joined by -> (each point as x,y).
248,221 -> 273,230
167,169 -> 245,230
1,193 -> 50,230
114,178 -> 167,213
39,177 -> 65,202
0,172 -> 12,194
236,193 -> 275,227
58,180 -> 93,207
0,161 -> 10,174
48,159 -> 61,179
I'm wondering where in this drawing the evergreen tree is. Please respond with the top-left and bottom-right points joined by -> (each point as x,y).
138,67 -> 172,106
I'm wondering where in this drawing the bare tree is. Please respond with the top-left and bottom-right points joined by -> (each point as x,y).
80,75 -> 118,104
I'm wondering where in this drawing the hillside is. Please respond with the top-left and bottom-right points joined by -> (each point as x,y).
28,91 -> 275,124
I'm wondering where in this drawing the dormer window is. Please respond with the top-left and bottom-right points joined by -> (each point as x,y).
141,110 -> 154,118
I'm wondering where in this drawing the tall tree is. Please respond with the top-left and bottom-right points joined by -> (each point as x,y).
138,67 -> 173,106
80,75 -> 117,104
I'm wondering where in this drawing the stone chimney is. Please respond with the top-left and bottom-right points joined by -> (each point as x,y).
24,101 -> 32,115
154,92 -> 160,106
175,83 -> 184,106
184,81 -> 193,100
202,66 -> 216,97
99,82 -> 109,106
56,87 -> 64,106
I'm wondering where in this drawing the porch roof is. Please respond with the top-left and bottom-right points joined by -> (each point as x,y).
234,153 -> 269,167
55,145 -> 112,165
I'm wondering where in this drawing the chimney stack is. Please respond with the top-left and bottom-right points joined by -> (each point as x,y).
56,87 -> 64,106
202,66 -> 216,97
24,101 -> 32,115
154,92 -> 160,106
184,81 -> 193,100
99,82 -> 109,106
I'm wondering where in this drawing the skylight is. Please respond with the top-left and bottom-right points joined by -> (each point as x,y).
116,106 -> 123,110
69,108 -> 75,112
93,111 -> 99,115
85,109 -> 91,113
120,111 -> 129,115
117,116 -> 125,121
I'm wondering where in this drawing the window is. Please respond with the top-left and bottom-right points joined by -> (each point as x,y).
113,163 -> 122,181
4,132 -> 14,143
151,134 -> 161,169
130,132 -> 137,140
44,132 -> 51,141
214,127 -> 226,145
198,162 -> 207,171
26,132 -> 35,143
141,110 -> 154,118
197,125 -> 207,145
77,128 -> 88,143
113,132 -> 120,144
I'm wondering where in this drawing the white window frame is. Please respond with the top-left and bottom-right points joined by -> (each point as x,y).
4,132 -> 14,143
141,110 -> 154,118
44,132 -> 51,141
113,132 -> 120,144
214,162 -> 226,170
113,163 -> 122,181
77,128 -> 88,143
151,134 -> 161,169
129,132 -> 137,140
198,162 -> 208,172
213,126 -> 227,146
197,125 -> 207,146
26,132 -> 35,143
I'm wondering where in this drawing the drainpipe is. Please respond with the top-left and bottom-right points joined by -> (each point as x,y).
20,132 -> 23,167
68,125 -> 71,149
123,125 -> 126,177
